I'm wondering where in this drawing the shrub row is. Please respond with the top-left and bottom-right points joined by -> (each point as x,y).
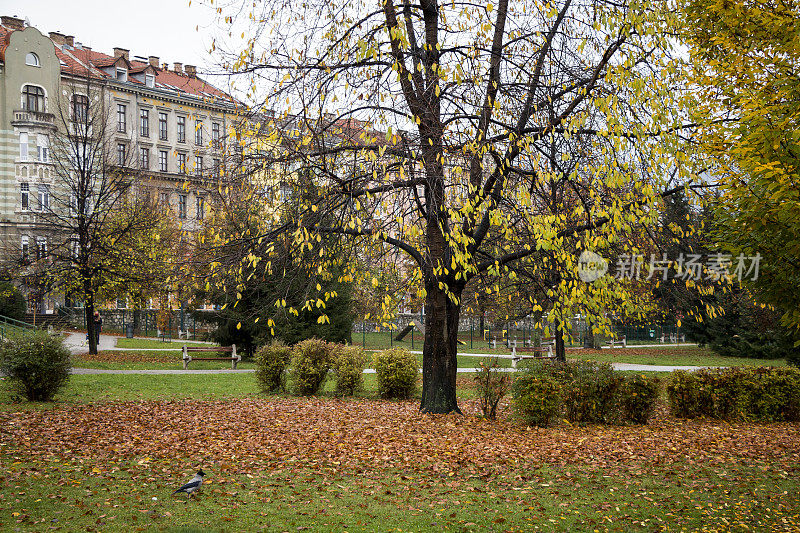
254,340 -> 418,398
667,367 -> 800,422
511,360 -> 660,427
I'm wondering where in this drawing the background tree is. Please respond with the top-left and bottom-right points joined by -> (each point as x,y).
216,0 -> 700,413
681,0 -> 800,338
13,78 -> 173,354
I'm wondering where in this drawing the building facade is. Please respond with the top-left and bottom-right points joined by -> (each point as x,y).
0,15 -> 240,312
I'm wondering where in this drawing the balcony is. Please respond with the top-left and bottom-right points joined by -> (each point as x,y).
11,109 -> 56,129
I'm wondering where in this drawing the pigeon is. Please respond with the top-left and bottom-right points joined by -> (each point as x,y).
173,469 -> 205,498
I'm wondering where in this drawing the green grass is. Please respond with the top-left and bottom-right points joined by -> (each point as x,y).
571,346 -> 787,367
114,338 -> 211,349
0,457 -> 797,532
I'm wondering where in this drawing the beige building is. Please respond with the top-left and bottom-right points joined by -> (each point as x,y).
0,15 -> 240,312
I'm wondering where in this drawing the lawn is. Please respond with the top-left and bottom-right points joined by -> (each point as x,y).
571,346 -> 786,367
1,395 -> 798,532
114,338 -> 210,350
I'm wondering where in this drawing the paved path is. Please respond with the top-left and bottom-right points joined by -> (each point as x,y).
63,333 -> 714,374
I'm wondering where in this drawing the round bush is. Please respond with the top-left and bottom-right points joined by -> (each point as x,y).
332,345 -> 367,396
373,348 -> 418,399
512,375 -> 561,427
288,338 -> 334,395
254,343 -> 292,393
0,330 -> 72,401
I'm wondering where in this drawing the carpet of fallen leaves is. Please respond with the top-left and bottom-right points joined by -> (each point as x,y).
2,398 -> 799,476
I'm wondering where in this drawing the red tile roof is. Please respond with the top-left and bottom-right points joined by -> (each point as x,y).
1,20 -> 235,105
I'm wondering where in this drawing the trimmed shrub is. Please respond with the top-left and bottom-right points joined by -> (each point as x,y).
561,361 -> 622,425
474,358 -> 511,419
0,330 -> 71,401
373,347 -> 418,399
254,343 -> 292,393
619,374 -> 660,424
512,374 -> 560,427
288,338 -> 334,395
667,367 -> 800,422
332,345 -> 367,396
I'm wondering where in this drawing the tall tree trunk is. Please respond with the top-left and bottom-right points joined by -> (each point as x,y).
420,285 -> 462,414
554,319 -> 566,362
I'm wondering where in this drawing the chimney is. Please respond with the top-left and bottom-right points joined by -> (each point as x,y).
113,47 -> 129,61
49,31 -> 66,45
65,35 -> 74,47
185,65 -> 197,78
1,16 -> 24,30
173,62 -> 183,74
148,56 -> 159,68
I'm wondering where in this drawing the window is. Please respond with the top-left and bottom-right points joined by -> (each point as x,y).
177,152 -> 187,174
177,116 -> 186,143
158,112 -> 168,140
38,184 -> 50,211
36,136 -> 49,163
145,74 -> 155,88
140,147 -> 149,170
19,132 -> 29,160
195,121 -> 203,145
72,94 -> 89,122
117,143 -> 126,165
140,109 -> 149,137
196,196 -> 205,220
159,150 -> 168,172
23,85 -> 45,112
116,68 -> 128,82
159,191 -> 170,205
117,104 -> 126,132
21,236 -> 29,262
26,52 -> 39,67
194,155 -> 203,176
212,122 -> 221,147
178,194 -> 187,219
36,237 -> 47,259
213,158 -> 221,177
20,183 -> 29,210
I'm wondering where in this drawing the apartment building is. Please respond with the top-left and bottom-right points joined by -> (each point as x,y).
0,15 -> 240,311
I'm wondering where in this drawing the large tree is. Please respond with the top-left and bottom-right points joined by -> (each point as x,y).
681,0 -> 800,336
216,0 -> 698,412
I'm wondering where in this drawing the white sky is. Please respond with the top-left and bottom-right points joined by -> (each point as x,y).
2,0 -> 223,73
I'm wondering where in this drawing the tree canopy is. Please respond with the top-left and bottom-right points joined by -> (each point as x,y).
214,0 -> 701,412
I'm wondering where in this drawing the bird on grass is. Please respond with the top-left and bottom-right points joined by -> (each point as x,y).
173,469 -> 206,498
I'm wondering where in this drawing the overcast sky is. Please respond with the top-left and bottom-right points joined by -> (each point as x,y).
3,0 -> 223,73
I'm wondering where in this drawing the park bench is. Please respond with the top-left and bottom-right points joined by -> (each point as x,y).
182,344 -> 240,369
511,337 -> 556,368
607,335 -> 627,348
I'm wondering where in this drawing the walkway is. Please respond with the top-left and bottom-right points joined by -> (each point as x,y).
64,333 -> 714,374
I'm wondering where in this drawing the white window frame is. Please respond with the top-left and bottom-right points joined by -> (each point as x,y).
20,183 -> 30,210
38,184 -> 50,212
26,52 -> 40,67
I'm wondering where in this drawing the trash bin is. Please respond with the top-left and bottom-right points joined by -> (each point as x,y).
126,325 -> 134,338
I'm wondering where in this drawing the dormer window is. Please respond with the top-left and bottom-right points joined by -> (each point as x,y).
116,68 -> 128,82
145,74 -> 155,88
26,53 -> 40,67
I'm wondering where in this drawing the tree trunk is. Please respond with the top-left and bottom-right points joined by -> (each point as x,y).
420,285 -> 462,414
85,304 -> 97,355
554,320 -> 566,362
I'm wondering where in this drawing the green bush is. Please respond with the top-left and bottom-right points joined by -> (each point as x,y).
0,282 -> 25,321
667,367 -> 800,422
512,375 -> 561,427
254,343 -> 292,393
373,347 -> 418,399
561,361 -> 622,425
0,330 -> 72,401
332,345 -> 367,396
288,338 -> 334,395
618,374 -> 660,424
